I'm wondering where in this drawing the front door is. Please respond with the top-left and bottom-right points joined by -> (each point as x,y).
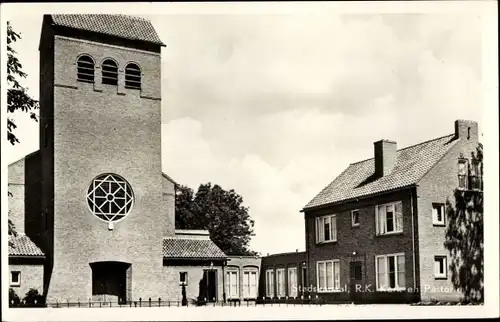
300,265 -> 307,296
204,270 -> 217,303
91,261 -> 130,304
349,261 -> 363,303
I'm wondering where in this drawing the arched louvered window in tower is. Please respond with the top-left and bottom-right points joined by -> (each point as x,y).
125,63 -> 141,89
102,59 -> 118,86
77,55 -> 95,83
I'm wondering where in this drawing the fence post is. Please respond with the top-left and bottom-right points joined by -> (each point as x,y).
158,297 -> 161,307
139,298 -> 142,307
149,298 -> 151,307
56,300 -> 59,308
99,299 -> 102,308
110,301 -> 111,307
67,299 -> 70,308
89,298 -> 91,308
78,299 -> 80,308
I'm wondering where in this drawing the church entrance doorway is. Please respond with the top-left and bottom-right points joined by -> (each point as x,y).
90,261 -> 131,304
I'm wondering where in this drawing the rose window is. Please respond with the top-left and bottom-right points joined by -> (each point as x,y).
87,174 -> 134,223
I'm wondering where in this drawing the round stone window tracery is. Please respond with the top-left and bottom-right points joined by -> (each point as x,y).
86,174 -> 134,223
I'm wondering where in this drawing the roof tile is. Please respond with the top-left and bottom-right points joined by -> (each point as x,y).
50,14 -> 164,45
304,134 -> 458,210
9,235 -> 45,257
163,238 -> 227,260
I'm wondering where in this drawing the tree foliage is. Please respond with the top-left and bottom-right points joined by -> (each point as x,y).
7,21 -> 39,145
444,144 -> 483,303
175,183 -> 256,256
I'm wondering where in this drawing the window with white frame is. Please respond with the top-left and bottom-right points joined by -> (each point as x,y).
351,209 -> 360,227
432,203 -> 445,226
316,215 -> 337,243
287,267 -> 298,298
375,202 -> 403,235
276,268 -> 286,298
243,269 -> 258,299
10,271 -> 21,287
434,256 -> 447,279
179,272 -> 187,285
265,270 -> 274,298
375,253 -> 405,291
226,270 -> 239,299
458,159 -> 468,189
316,260 -> 340,292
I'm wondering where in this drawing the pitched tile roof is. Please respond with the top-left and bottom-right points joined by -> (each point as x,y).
163,238 -> 227,260
50,14 -> 165,46
303,134 -> 458,210
9,235 -> 45,257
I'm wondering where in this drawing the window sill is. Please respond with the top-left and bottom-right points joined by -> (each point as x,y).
434,276 -> 448,280
433,223 -> 446,227
10,284 -> 20,288
376,231 -> 403,237
317,289 -> 343,293
316,240 -> 337,245
376,288 -> 406,292
351,224 -> 360,228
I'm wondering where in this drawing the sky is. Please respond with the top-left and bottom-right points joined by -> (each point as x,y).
3,3 -> 490,255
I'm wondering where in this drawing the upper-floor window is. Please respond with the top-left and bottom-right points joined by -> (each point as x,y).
102,59 -> 118,86
316,214 -> 337,243
375,201 -> 403,235
125,63 -> 142,89
470,160 -> 482,190
458,159 -> 468,189
432,203 -> 445,226
351,209 -> 360,227
434,256 -> 447,279
77,55 -> 95,83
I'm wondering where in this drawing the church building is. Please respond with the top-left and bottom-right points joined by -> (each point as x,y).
8,14 -> 235,305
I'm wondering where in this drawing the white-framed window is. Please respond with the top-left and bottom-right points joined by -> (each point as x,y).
10,271 -> 21,287
375,201 -> 403,235
316,260 -> 340,292
226,270 -> 239,299
124,62 -> 142,90
351,209 -> 360,227
287,267 -> 298,298
276,268 -> 286,298
375,253 -> 405,291
434,256 -> 447,279
458,159 -> 468,189
243,269 -> 258,299
315,215 -> 337,243
432,203 -> 445,226
265,269 -> 274,298
179,272 -> 188,286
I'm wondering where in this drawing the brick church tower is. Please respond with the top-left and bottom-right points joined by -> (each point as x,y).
38,14 -> 171,302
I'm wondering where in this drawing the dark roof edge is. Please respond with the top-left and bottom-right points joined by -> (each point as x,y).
163,256 -> 228,261
162,172 -> 178,186
8,150 -> 41,168
9,254 -> 46,259
350,133 -> 456,166
300,184 -> 418,213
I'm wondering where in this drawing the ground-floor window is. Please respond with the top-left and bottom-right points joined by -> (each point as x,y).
276,268 -> 286,297
242,269 -> 258,299
376,253 -> 405,291
317,260 -> 340,292
226,270 -> 239,299
265,269 -> 274,298
179,272 -> 188,285
434,256 -> 447,279
10,271 -> 21,287
288,267 -> 298,298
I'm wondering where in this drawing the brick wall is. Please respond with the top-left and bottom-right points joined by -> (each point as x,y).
416,120 -> 480,302
260,252 -> 307,299
8,158 -> 26,235
42,26 -> 167,302
304,189 -> 417,303
9,260 -> 44,300
225,256 -> 262,301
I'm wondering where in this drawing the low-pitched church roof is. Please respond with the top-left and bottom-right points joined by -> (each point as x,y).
163,237 -> 227,261
9,235 -> 45,258
303,134 -> 458,210
49,14 -> 165,46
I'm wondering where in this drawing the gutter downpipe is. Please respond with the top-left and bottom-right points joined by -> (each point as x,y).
410,187 -> 417,301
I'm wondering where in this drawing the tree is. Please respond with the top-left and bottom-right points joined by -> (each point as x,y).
175,183 -> 256,255
444,144 -> 483,303
7,21 -> 39,145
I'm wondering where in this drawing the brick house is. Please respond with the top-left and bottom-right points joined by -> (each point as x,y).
7,14 -> 228,305
301,119 -> 481,303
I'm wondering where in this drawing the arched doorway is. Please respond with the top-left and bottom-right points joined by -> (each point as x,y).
90,261 -> 131,304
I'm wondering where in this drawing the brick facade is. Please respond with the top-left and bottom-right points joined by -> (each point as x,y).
9,259 -> 45,300
260,252 -> 307,300
225,256 -> 262,302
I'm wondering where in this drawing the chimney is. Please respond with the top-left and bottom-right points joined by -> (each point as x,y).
455,119 -> 478,141
374,140 -> 397,177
